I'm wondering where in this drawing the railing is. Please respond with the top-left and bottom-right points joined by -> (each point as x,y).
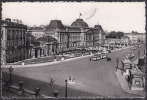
2,81 -> 44,98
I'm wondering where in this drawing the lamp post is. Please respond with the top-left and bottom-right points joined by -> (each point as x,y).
65,79 -> 68,98
9,66 -> 13,83
138,51 -> 140,58
116,58 -> 119,70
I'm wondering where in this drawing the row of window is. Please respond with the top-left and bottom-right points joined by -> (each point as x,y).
7,29 -> 26,40
6,49 -> 27,63
7,40 -> 26,47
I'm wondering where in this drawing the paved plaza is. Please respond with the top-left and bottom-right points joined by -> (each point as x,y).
2,46 -> 145,98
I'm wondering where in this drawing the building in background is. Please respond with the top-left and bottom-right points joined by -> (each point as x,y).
1,18 -> 28,64
124,32 -> 146,45
27,26 -> 45,39
105,36 -> 130,50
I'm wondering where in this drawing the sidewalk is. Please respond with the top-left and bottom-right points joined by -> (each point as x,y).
1,54 -> 94,69
111,46 -> 131,53
115,70 -> 146,97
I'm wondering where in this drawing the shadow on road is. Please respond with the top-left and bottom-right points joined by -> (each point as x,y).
2,72 -> 104,98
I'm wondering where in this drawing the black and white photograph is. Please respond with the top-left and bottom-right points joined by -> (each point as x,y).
1,1 -> 146,99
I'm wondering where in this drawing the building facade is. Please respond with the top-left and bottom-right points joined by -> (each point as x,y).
124,32 -> 146,45
27,26 -> 45,39
28,18 -> 105,57
1,18 -> 28,64
105,36 -> 130,49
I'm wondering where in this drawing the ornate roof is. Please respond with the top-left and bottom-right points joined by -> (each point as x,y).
71,19 -> 89,28
46,20 -> 65,30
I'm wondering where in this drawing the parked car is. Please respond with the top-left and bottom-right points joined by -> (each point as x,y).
138,45 -> 141,48
127,53 -> 135,59
101,50 -> 108,54
131,47 -> 137,50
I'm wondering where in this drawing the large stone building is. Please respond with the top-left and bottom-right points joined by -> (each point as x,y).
124,32 -> 146,45
27,26 -> 45,39
105,36 -> 130,49
1,18 -> 28,64
28,18 -> 105,57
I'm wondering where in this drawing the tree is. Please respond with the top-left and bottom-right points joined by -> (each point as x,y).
106,31 -> 124,38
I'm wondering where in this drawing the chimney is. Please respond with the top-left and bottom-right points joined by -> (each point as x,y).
5,18 -> 11,22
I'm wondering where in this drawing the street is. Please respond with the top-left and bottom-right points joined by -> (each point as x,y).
2,45 -> 145,98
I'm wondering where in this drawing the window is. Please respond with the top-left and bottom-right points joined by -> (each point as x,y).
7,30 -> 10,40
135,81 -> 140,85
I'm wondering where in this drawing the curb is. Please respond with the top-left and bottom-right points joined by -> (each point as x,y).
115,71 -> 146,97
1,54 -> 94,69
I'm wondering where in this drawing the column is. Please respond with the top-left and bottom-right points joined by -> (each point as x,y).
41,49 -> 44,57
38,49 -> 40,57
50,44 -> 53,55
32,49 -> 35,58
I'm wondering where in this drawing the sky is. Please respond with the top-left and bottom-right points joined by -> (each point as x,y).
2,2 -> 146,33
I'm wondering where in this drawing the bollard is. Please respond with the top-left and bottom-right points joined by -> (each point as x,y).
18,81 -> 24,96
53,90 -> 59,98
34,88 -> 41,98
3,80 -> 10,92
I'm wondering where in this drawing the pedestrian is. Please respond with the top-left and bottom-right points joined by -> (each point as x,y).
90,58 -> 91,61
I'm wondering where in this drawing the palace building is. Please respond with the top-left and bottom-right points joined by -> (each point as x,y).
1,18 -> 28,64
1,18 -> 106,64
28,18 -> 105,58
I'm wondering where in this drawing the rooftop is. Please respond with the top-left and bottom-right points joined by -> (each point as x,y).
1,18 -> 27,28
71,19 -> 89,28
46,20 -> 65,30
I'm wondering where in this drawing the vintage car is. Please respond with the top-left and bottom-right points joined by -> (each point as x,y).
107,50 -> 112,53
101,54 -> 107,59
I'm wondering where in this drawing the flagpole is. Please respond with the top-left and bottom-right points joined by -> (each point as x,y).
79,13 -> 80,19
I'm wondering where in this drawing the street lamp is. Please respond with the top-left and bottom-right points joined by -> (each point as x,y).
138,51 -> 140,58
9,66 -> 13,83
65,79 -> 68,98
116,58 -> 119,70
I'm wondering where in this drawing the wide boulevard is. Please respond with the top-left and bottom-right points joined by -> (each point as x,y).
3,45 -> 145,98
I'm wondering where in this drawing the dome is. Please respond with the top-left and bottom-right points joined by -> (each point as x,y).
71,19 -> 89,28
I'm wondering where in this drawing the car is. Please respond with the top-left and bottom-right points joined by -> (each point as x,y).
101,50 -> 108,54
131,47 -> 137,50
101,54 -> 107,59
138,45 -> 141,48
127,53 -> 134,59
107,50 -> 112,53
107,57 -> 111,61
92,55 -> 101,61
